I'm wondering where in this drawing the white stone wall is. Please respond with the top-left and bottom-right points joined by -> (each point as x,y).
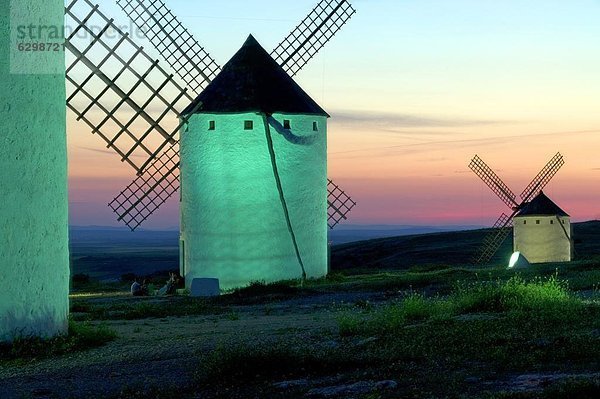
180,112 -> 328,290
513,216 -> 572,263
0,1 -> 69,341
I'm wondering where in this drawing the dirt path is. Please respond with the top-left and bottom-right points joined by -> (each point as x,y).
0,306 -> 340,399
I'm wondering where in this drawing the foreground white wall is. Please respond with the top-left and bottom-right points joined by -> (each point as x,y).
513,216 -> 572,263
180,113 -> 328,290
0,0 -> 69,341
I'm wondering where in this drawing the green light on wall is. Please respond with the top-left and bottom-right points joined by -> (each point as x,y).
180,113 -> 328,290
0,0 -> 69,341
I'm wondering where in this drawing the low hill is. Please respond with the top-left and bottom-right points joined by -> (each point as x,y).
70,221 -> 600,280
328,224 -> 484,244
331,220 -> 600,271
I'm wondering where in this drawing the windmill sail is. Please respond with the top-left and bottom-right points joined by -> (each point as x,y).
469,155 -> 518,209
115,0 -> 221,97
469,152 -> 565,264
65,0 -> 194,174
109,144 -> 180,231
472,212 -> 514,265
328,179 -> 357,229
520,152 -> 564,202
272,0 -> 356,76
106,0 -> 357,230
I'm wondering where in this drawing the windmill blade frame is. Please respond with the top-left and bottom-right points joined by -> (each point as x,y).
65,0 -> 194,174
109,154 -> 358,232
115,0 -> 221,97
107,0 -> 358,230
327,179 -> 357,229
469,155 -> 519,209
473,212 -> 515,264
519,152 -> 564,203
109,144 -> 180,231
111,154 -> 358,231
272,0 -> 356,76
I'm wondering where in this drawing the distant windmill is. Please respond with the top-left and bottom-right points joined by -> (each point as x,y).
469,152 -> 571,264
64,0 -> 357,289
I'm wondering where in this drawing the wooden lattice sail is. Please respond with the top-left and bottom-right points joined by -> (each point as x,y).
65,0 -> 357,231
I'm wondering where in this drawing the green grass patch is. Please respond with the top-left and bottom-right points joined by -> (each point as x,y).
0,321 -> 116,361
452,275 -> 579,314
337,275 -> 600,376
339,276 -> 585,336
326,258 -> 600,294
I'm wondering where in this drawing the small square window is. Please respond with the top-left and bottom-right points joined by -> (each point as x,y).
536,220 -> 540,225
523,220 -> 527,225
208,120 -> 216,130
313,121 -> 319,131
244,120 -> 253,130
283,120 -> 291,129
550,220 -> 554,224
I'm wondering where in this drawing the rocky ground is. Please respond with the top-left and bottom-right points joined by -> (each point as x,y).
0,290 -> 377,398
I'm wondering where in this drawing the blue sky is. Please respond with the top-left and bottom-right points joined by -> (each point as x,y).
68,0 -> 600,227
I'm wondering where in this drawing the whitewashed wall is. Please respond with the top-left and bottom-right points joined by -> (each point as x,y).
0,0 -> 69,341
513,216 -> 572,263
180,112 -> 328,290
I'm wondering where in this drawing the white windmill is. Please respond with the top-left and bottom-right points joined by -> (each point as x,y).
65,0 -> 358,290
469,152 -> 573,265
1,0 -> 69,341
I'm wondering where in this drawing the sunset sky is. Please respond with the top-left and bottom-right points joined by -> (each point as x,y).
67,0 -> 600,229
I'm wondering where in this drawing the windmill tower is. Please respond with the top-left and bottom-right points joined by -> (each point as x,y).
1,1 -> 69,341
65,0 -> 357,289
180,36 -> 330,289
512,192 -> 572,264
469,153 -> 573,265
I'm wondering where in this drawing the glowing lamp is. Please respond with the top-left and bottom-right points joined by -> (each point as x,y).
508,252 -> 530,270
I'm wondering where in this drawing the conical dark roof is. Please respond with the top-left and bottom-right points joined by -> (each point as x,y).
183,35 -> 328,117
516,192 -> 569,217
